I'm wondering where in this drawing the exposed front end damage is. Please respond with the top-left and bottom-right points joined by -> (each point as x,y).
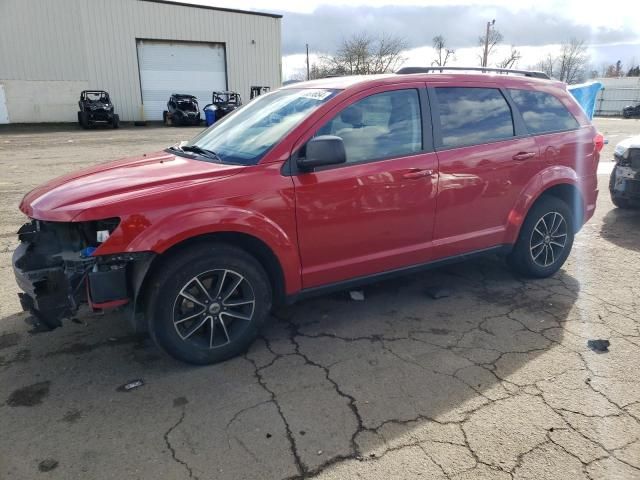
12,219 -> 154,329
610,139 -> 640,207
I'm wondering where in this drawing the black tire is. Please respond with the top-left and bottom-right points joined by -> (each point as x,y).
146,243 -> 272,365
32,309 -> 63,330
77,111 -> 82,125
611,195 -> 633,209
507,196 -> 575,278
111,114 -> 120,129
609,167 -> 633,209
79,111 -> 90,129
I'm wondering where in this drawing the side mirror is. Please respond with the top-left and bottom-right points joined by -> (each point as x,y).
297,135 -> 346,171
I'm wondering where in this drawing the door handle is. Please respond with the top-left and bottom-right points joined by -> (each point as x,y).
402,168 -> 435,179
512,152 -> 536,161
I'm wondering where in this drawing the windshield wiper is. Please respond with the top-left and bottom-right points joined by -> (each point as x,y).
177,145 -> 223,162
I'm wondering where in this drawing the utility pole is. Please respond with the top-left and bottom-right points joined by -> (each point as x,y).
482,19 -> 495,68
306,43 -> 310,81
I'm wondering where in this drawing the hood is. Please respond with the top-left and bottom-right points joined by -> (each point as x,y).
21,150 -> 244,222
615,135 -> 640,154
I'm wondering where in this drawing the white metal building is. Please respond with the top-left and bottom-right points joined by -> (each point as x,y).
0,0 -> 282,123
594,77 -> 640,116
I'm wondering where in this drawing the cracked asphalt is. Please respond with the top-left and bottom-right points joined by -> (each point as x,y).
0,118 -> 639,479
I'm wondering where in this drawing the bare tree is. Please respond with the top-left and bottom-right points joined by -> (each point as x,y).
478,28 -> 503,66
604,61 -> 624,78
534,39 -> 589,83
556,39 -> 589,83
431,35 -> 455,67
535,53 -> 556,78
497,47 -> 521,69
322,33 -> 407,76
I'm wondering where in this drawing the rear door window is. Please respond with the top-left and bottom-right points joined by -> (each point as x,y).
317,89 -> 423,164
434,87 -> 515,148
508,89 -> 579,134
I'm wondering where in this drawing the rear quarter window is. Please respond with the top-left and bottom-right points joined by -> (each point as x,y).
434,87 -> 515,149
508,89 -> 579,134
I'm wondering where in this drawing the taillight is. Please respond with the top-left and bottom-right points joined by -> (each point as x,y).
594,132 -> 605,153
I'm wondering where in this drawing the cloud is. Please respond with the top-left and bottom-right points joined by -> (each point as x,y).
279,4 -> 640,56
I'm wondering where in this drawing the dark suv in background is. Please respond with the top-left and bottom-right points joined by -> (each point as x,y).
14,67 -> 603,364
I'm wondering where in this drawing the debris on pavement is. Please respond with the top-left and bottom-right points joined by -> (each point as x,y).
38,459 -> 59,472
117,379 -> 145,392
349,290 -> 365,301
587,339 -> 610,353
173,396 -> 188,407
425,286 -> 452,299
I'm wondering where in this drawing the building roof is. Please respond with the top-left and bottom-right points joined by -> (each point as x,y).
141,0 -> 282,18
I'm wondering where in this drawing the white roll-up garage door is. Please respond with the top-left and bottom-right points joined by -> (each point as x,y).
136,40 -> 227,121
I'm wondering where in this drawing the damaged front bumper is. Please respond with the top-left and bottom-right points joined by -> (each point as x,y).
610,164 -> 640,203
12,220 -> 154,328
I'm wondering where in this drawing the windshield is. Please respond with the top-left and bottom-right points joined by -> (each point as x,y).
185,88 -> 339,165
87,93 -> 108,103
177,100 -> 197,111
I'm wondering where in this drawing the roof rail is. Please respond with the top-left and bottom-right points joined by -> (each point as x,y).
395,66 -> 550,80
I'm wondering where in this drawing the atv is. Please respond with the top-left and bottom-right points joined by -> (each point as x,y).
250,86 -> 270,100
163,94 -> 201,126
205,91 -> 242,122
77,90 -> 119,129
622,103 -> 640,119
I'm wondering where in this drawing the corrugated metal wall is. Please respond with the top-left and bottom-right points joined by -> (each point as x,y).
594,77 -> 640,116
0,0 -> 282,122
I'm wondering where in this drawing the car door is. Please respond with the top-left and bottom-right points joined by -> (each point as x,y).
291,85 -> 439,289
506,87 -> 590,177
428,83 -> 541,258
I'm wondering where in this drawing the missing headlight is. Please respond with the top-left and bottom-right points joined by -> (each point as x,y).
96,230 -> 110,243
80,218 -> 120,246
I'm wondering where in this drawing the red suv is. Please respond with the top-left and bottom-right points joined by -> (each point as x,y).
13,68 -> 603,364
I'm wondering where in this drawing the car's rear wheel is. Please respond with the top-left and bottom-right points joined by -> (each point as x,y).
507,196 -> 574,278
146,243 -> 272,365
111,114 -> 120,129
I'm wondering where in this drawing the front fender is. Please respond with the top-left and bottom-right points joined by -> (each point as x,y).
96,206 -> 301,294
504,166 -> 583,244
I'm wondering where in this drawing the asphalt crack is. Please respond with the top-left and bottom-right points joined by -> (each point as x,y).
164,406 -> 198,480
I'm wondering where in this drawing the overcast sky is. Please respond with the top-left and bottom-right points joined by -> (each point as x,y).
191,0 -> 640,79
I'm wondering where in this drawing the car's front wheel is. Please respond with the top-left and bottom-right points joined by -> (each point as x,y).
146,243 -> 272,365
507,196 -> 575,278
79,111 -> 90,129
163,111 -> 172,126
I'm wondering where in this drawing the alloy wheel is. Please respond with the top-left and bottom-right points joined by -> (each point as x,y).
172,269 -> 255,349
529,211 -> 568,268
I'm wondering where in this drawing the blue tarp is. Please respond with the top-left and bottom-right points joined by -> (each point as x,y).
568,81 -> 603,120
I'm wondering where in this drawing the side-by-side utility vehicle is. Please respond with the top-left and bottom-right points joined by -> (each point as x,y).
14,67 -> 603,364
77,90 -> 119,129
163,94 -> 201,126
